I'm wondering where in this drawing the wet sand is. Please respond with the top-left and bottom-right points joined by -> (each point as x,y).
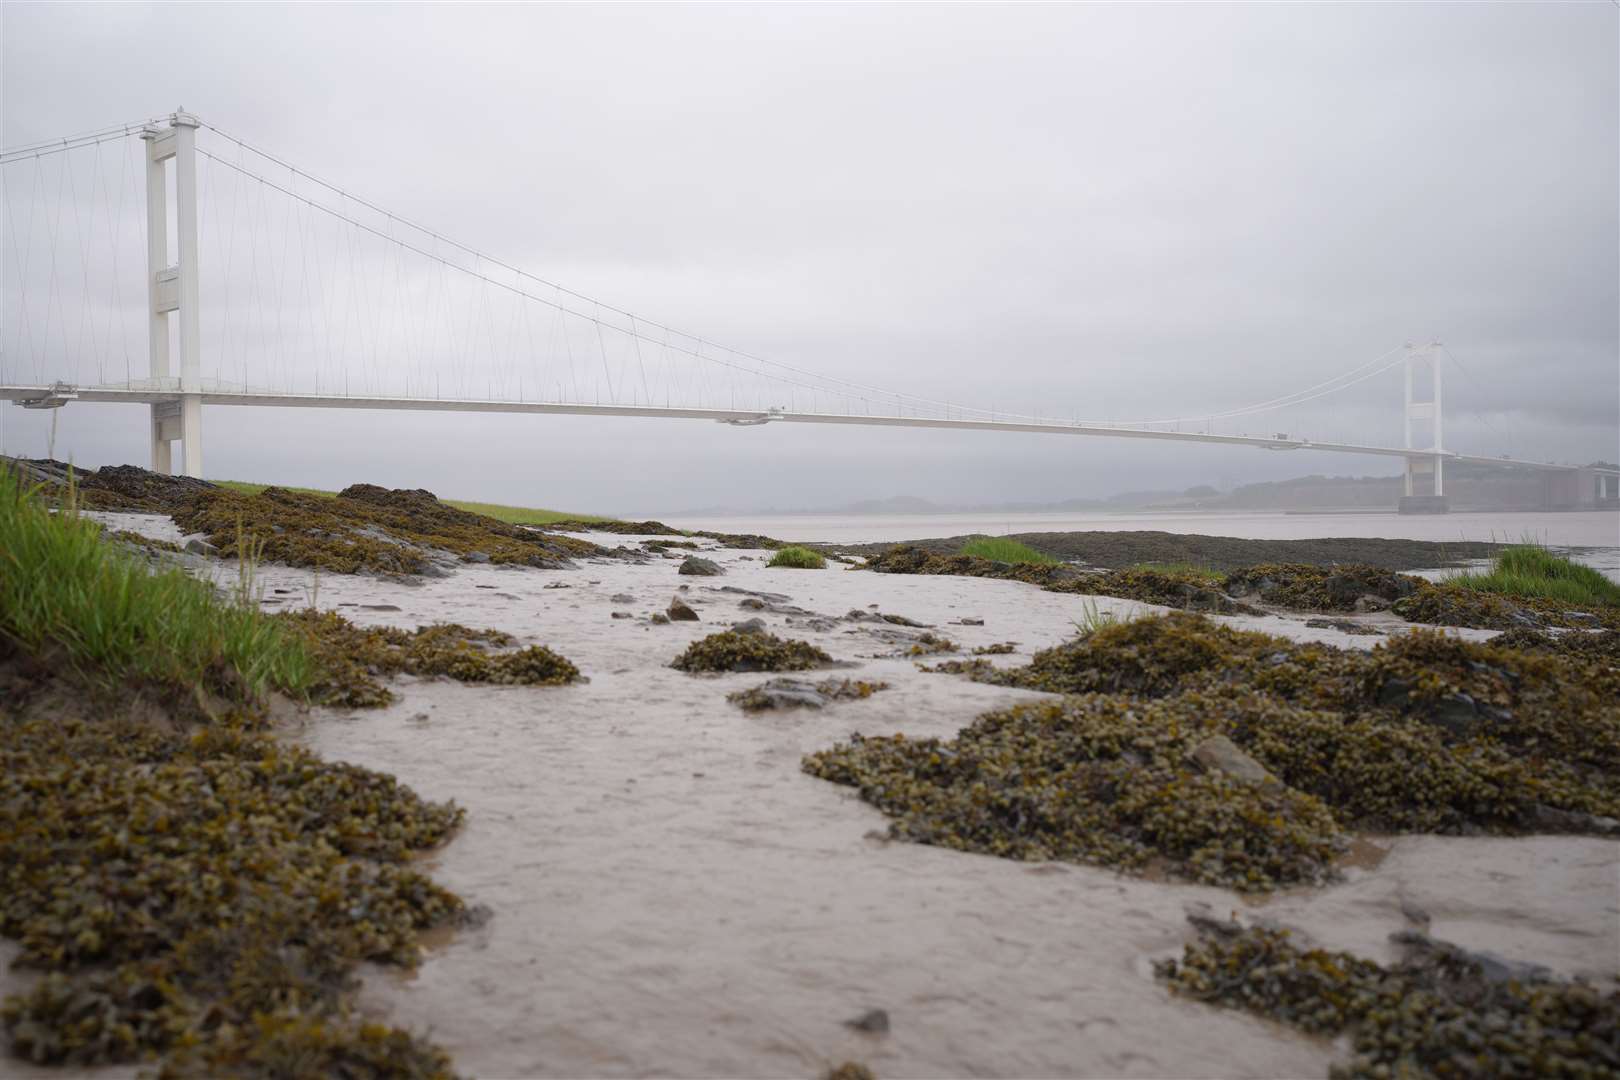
10,516 -> 1616,1079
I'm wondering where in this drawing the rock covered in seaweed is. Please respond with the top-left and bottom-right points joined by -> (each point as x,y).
671,630 -> 834,673
1157,916 -> 1620,1079
168,483 -> 609,576
0,665 -> 466,1074
284,609 -> 581,708
806,612 -> 1620,889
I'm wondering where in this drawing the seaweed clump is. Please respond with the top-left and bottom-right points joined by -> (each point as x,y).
825,1064 -> 877,1080
671,630 -> 834,673
1157,917 -> 1620,1079
865,545 -> 1254,614
804,693 -> 1347,889
170,484 -> 608,575
284,609 -> 580,708
1489,627 -> 1620,662
1392,584 -> 1620,631
1224,562 -> 1419,611
0,660 -> 465,1076
806,612 -> 1620,889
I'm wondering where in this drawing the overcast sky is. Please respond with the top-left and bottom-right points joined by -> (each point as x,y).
3,3 -> 1616,515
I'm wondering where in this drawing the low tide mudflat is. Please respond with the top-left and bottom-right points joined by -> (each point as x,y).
17,503 -> 1612,1080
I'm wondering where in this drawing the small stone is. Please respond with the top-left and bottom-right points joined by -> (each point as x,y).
732,617 -> 768,635
958,617 -> 984,626
679,556 -> 724,576
651,613 -> 671,625
184,537 -> 219,557
844,1008 -> 890,1035
611,611 -> 633,620
1423,693 -> 1479,737
739,597 -> 766,611
359,603 -> 403,611
611,593 -> 635,603
1187,734 -> 1278,789
668,597 -> 700,621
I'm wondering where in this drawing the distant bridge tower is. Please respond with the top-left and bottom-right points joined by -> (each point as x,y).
139,110 -> 204,478
1400,343 -> 1447,513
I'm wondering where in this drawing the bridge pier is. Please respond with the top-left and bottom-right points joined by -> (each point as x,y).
1540,466 -> 1609,510
1398,348 -> 1447,513
140,110 -> 203,478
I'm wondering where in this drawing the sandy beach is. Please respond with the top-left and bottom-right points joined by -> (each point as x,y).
17,512 -> 1610,1079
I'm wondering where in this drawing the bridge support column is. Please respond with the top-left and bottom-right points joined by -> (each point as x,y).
1398,346 -> 1448,513
140,110 -> 204,478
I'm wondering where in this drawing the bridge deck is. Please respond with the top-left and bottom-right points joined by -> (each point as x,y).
3,383 -> 1613,475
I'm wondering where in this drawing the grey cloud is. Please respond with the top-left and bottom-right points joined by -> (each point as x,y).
2,2 -> 1614,512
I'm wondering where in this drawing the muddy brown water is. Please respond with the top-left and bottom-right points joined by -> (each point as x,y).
5,516 -> 1615,1079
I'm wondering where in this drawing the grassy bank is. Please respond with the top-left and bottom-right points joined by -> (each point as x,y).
217,479 -> 611,526
1,471 -> 314,699
1449,543 -> 1620,608
958,537 -> 1060,565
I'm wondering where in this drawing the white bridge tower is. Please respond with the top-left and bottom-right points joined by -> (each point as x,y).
1400,343 -> 1446,512
139,110 -> 204,477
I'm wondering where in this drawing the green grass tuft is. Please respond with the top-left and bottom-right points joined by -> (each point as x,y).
1448,544 -> 1620,608
215,479 -> 610,526
959,537 -> 1060,565
767,545 -> 827,569
1,466 -> 314,700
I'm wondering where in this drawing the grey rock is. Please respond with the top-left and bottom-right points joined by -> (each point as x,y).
1423,693 -> 1479,737
611,611 -> 633,620
1187,734 -> 1278,789
1565,611 -> 1601,628
464,551 -> 491,564
739,597 -> 766,611
1353,594 -> 1393,613
668,597 -> 700,621
1530,802 -> 1620,835
845,1009 -> 890,1035
611,593 -> 635,603
731,617 -> 768,635
419,562 -> 454,579
1304,617 -> 1383,636
1376,677 -> 1413,708
735,678 -> 830,710
543,581 -> 572,589
678,556 -> 724,577
957,616 -> 985,626
846,609 -> 929,627
712,585 -> 792,602
183,537 -> 219,557
359,603 -> 403,611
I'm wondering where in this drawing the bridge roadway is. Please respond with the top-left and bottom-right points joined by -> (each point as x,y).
2,381 -> 1615,478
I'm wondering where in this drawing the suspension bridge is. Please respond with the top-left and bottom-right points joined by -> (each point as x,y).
3,111 -> 1614,512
